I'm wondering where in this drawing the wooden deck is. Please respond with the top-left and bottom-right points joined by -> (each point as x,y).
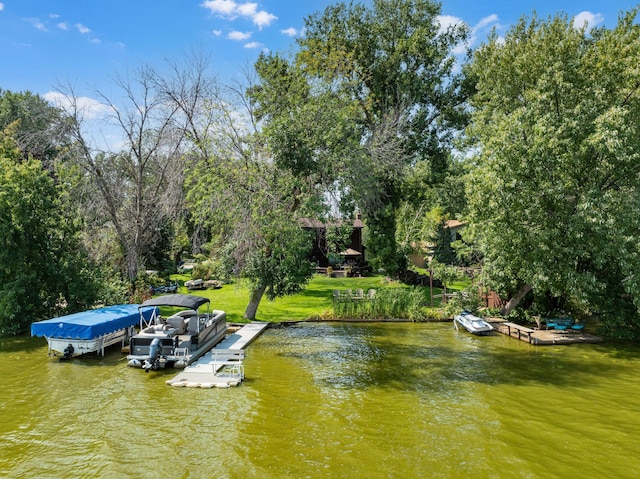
166,322 -> 269,388
486,318 -> 603,345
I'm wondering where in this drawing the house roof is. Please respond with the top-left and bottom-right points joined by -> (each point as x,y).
445,220 -> 465,229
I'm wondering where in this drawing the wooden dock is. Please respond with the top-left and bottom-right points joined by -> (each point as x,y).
486,318 -> 603,345
166,321 -> 269,388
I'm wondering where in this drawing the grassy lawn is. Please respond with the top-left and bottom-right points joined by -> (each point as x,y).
170,273 -> 463,323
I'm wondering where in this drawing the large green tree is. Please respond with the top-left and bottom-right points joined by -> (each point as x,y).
465,9 -> 640,337
0,89 -> 70,169
0,126 -> 100,334
253,0 -> 471,276
191,159 -> 315,320
166,63 -> 318,320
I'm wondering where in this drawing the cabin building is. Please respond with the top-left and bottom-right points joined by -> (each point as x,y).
299,215 -> 366,269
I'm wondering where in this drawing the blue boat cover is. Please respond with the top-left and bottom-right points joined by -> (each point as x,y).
31,304 -> 156,340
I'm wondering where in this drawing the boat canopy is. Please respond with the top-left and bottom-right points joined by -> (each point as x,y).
31,304 -> 156,340
139,294 -> 210,311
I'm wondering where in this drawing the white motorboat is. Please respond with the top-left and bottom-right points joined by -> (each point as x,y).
127,294 -> 227,372
453,311 -> 494,335
31,304 -> 156,358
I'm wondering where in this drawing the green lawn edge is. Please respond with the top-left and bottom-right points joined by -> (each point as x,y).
169,273 -> 461,323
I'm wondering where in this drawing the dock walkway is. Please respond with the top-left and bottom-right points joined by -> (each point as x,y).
166,321 -> 269,388
486,318 -> 602,345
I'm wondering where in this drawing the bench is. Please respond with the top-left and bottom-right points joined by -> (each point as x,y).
210,349 -> 245,365
210,349 -> 245,380
503,322 -> 536,343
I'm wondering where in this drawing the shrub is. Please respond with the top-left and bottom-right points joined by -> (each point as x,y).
128,275 -> 151,304
191,259 -> 229,282
96,268 -> 131,305
333,287 -> 427,320
441,287 -> 483,318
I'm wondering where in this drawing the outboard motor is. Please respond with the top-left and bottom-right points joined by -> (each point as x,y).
60,344 -> 75,361
142,338 -> 162,373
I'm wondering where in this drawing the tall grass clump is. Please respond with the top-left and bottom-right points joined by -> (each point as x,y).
333,287 -> 427,320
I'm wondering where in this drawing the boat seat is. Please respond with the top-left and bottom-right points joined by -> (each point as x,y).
167,316 -> 187,334
187,316 -> 197,334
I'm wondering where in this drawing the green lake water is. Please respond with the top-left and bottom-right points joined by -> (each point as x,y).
1,322 -> 639,478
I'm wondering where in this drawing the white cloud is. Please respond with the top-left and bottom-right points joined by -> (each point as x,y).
43,92 -> 111,120
75,23 -> 91,34
252,10 -> 276,29
90,38 -> 101,44
451,43 -> 466,56
436,14 -> 464,34
228,30 -> 251,40
26,18 -> 47,31
474,14 -> 499,31
202,0 -> 237,16
212,29 -> 222,36
201,1 -> 277,29
57,22 -> 68,30
0,4 -> 4,12
281,27 -> 297,37
236,2 -> 257,17
468,14 -> 501,49
244,41 -> 262,49
49,13 -> 60,19
573,11 -> 604,30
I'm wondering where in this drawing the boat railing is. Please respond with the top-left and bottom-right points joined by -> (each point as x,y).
216,363 -> 245,382
174,347 -> 188,358
139,306 -> 160,330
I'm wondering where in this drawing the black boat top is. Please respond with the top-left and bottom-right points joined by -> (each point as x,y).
139,294 -> 210,311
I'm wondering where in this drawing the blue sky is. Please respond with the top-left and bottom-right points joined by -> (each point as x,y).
0,1 -> 637,101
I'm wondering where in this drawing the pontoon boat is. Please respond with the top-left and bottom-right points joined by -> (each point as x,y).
127,294 -> 227,372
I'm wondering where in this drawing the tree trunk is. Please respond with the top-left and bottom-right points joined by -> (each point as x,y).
500,283 -> 533,316
244,284 -> 266,320
429,270 -> 433,307
125,245 -> 139,281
